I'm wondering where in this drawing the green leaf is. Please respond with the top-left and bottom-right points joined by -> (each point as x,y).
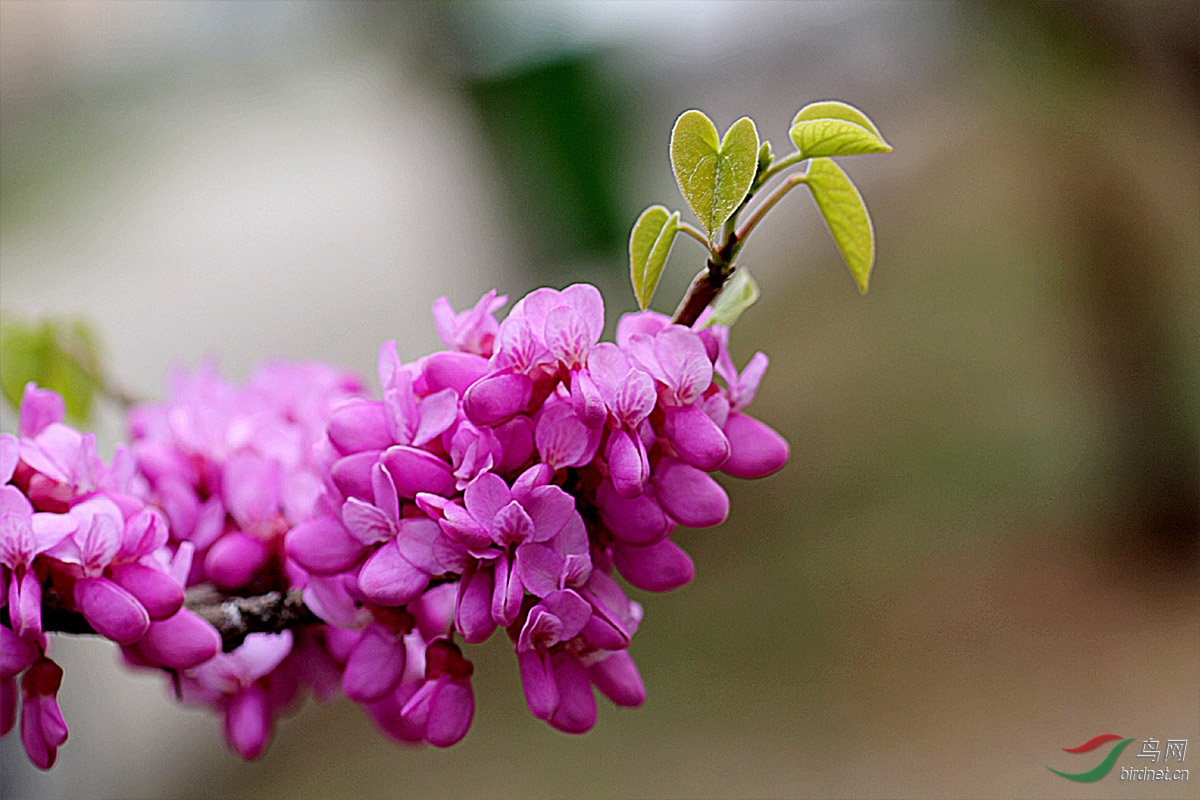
790,119 -> 891,159
670,111 -> 759,238
0,315 -> 100,421
790,101 -> 891,159
805,157 -> 875,293
629,205 -> 680,310
702,268 -> 760,328
792,101 -> 887,140
756,140 -> 774,175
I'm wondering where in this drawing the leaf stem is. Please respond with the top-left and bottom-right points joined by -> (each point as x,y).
736,172 -> 807,245
757,151 -> 807,186
676,221 -> 713,250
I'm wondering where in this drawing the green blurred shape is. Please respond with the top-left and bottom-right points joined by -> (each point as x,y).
0,314 -> 102,423
465,54 -> 628,266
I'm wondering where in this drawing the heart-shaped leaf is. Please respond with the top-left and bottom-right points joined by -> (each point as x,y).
805,157 -> 874,293
629,205 -> 680,310
790,100 -> 891,159
671,111 -> 759,239
701,268 -> 760,329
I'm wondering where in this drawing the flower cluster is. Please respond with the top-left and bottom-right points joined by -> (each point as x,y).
2,384 -> 207,769
1,283 -> 787,768
125,360 -> 365,758
288,285 -> 787,739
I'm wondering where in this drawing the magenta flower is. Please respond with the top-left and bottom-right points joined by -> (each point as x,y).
179,631 -> 294,760
1,486 -> 74,640
433,290 -> 507,356
18,657 -> 68,770
398,638 -> 474,747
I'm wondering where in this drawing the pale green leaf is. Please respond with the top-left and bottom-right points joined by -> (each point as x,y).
0,315 -> 100,421
805,157 -> 875,293
670,111 -> 759,238
792,101 -> 887,140
790,118 -> 891,159
629,205 -> 680,310
790,101 -> 890,159
702,268 -> 760,328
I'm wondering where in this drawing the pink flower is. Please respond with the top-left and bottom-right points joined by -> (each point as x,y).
19,657 -> 68,770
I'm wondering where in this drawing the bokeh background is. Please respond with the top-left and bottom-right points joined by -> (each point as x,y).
1,2 -> 1196,798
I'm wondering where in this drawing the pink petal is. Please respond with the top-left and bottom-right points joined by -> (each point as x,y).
0,625 -> 39,679
606,429 -> 649,498
569,369 -> 607,428
204,532 -> 270,591
662,404 -> 730,471
18,384 -> 65,439
223,454 -> 281,531
490,553 -> 523,627
133,609 -> 221,670
413,388 -> 459,447
721,412 -> 789,478
224,685 -> 272,760
380,446 -> 455,499
514,542 -> 563,598
615,310 -> 670,347
544,305 -> 592,369
547,652 -> 596,734
357,539 -> 429,607
494,415 -> 535,473
462,372 -> 533,426
653,458 -> 729,528
108,562 -> 185,619
285,517 -> 364,574
0,434 -> 18,484
425,678 -> 474,747
454,566 -> 497,644
341,497 -> 396,546
418,351 -> 491,394
655,326 -> 713,404
588,650 -> 645,708
342,625 -> 407,702
595,480 -> 673,546
517,649 -> 558,721
534,401 -> 600,470
463,472 -> 511,527
11,569 -> 42,640
612,538 -> 695,592
330,450 -> 383,502
541,589 -> 591,641
74,576 -> 151,645
393,517 -> 444,574
327,400 -> 393,455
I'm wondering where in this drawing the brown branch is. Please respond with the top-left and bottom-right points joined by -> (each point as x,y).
185,586 -> 320,652
672,232 -> 739,327
30,586 -> 322,653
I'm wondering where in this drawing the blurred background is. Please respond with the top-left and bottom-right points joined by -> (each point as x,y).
1,2 -> 1196,798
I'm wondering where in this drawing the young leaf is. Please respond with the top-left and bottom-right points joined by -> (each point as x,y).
629,205 -> 680,310
790,118 -> 891,159
701,268 -> 760,328
792,101 -> 887,140
805,157 -> 875,293
670,111 -> 759,238
790,101 -> 890,159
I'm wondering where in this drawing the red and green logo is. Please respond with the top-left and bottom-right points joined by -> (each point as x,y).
1048,734 -> 1135,782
